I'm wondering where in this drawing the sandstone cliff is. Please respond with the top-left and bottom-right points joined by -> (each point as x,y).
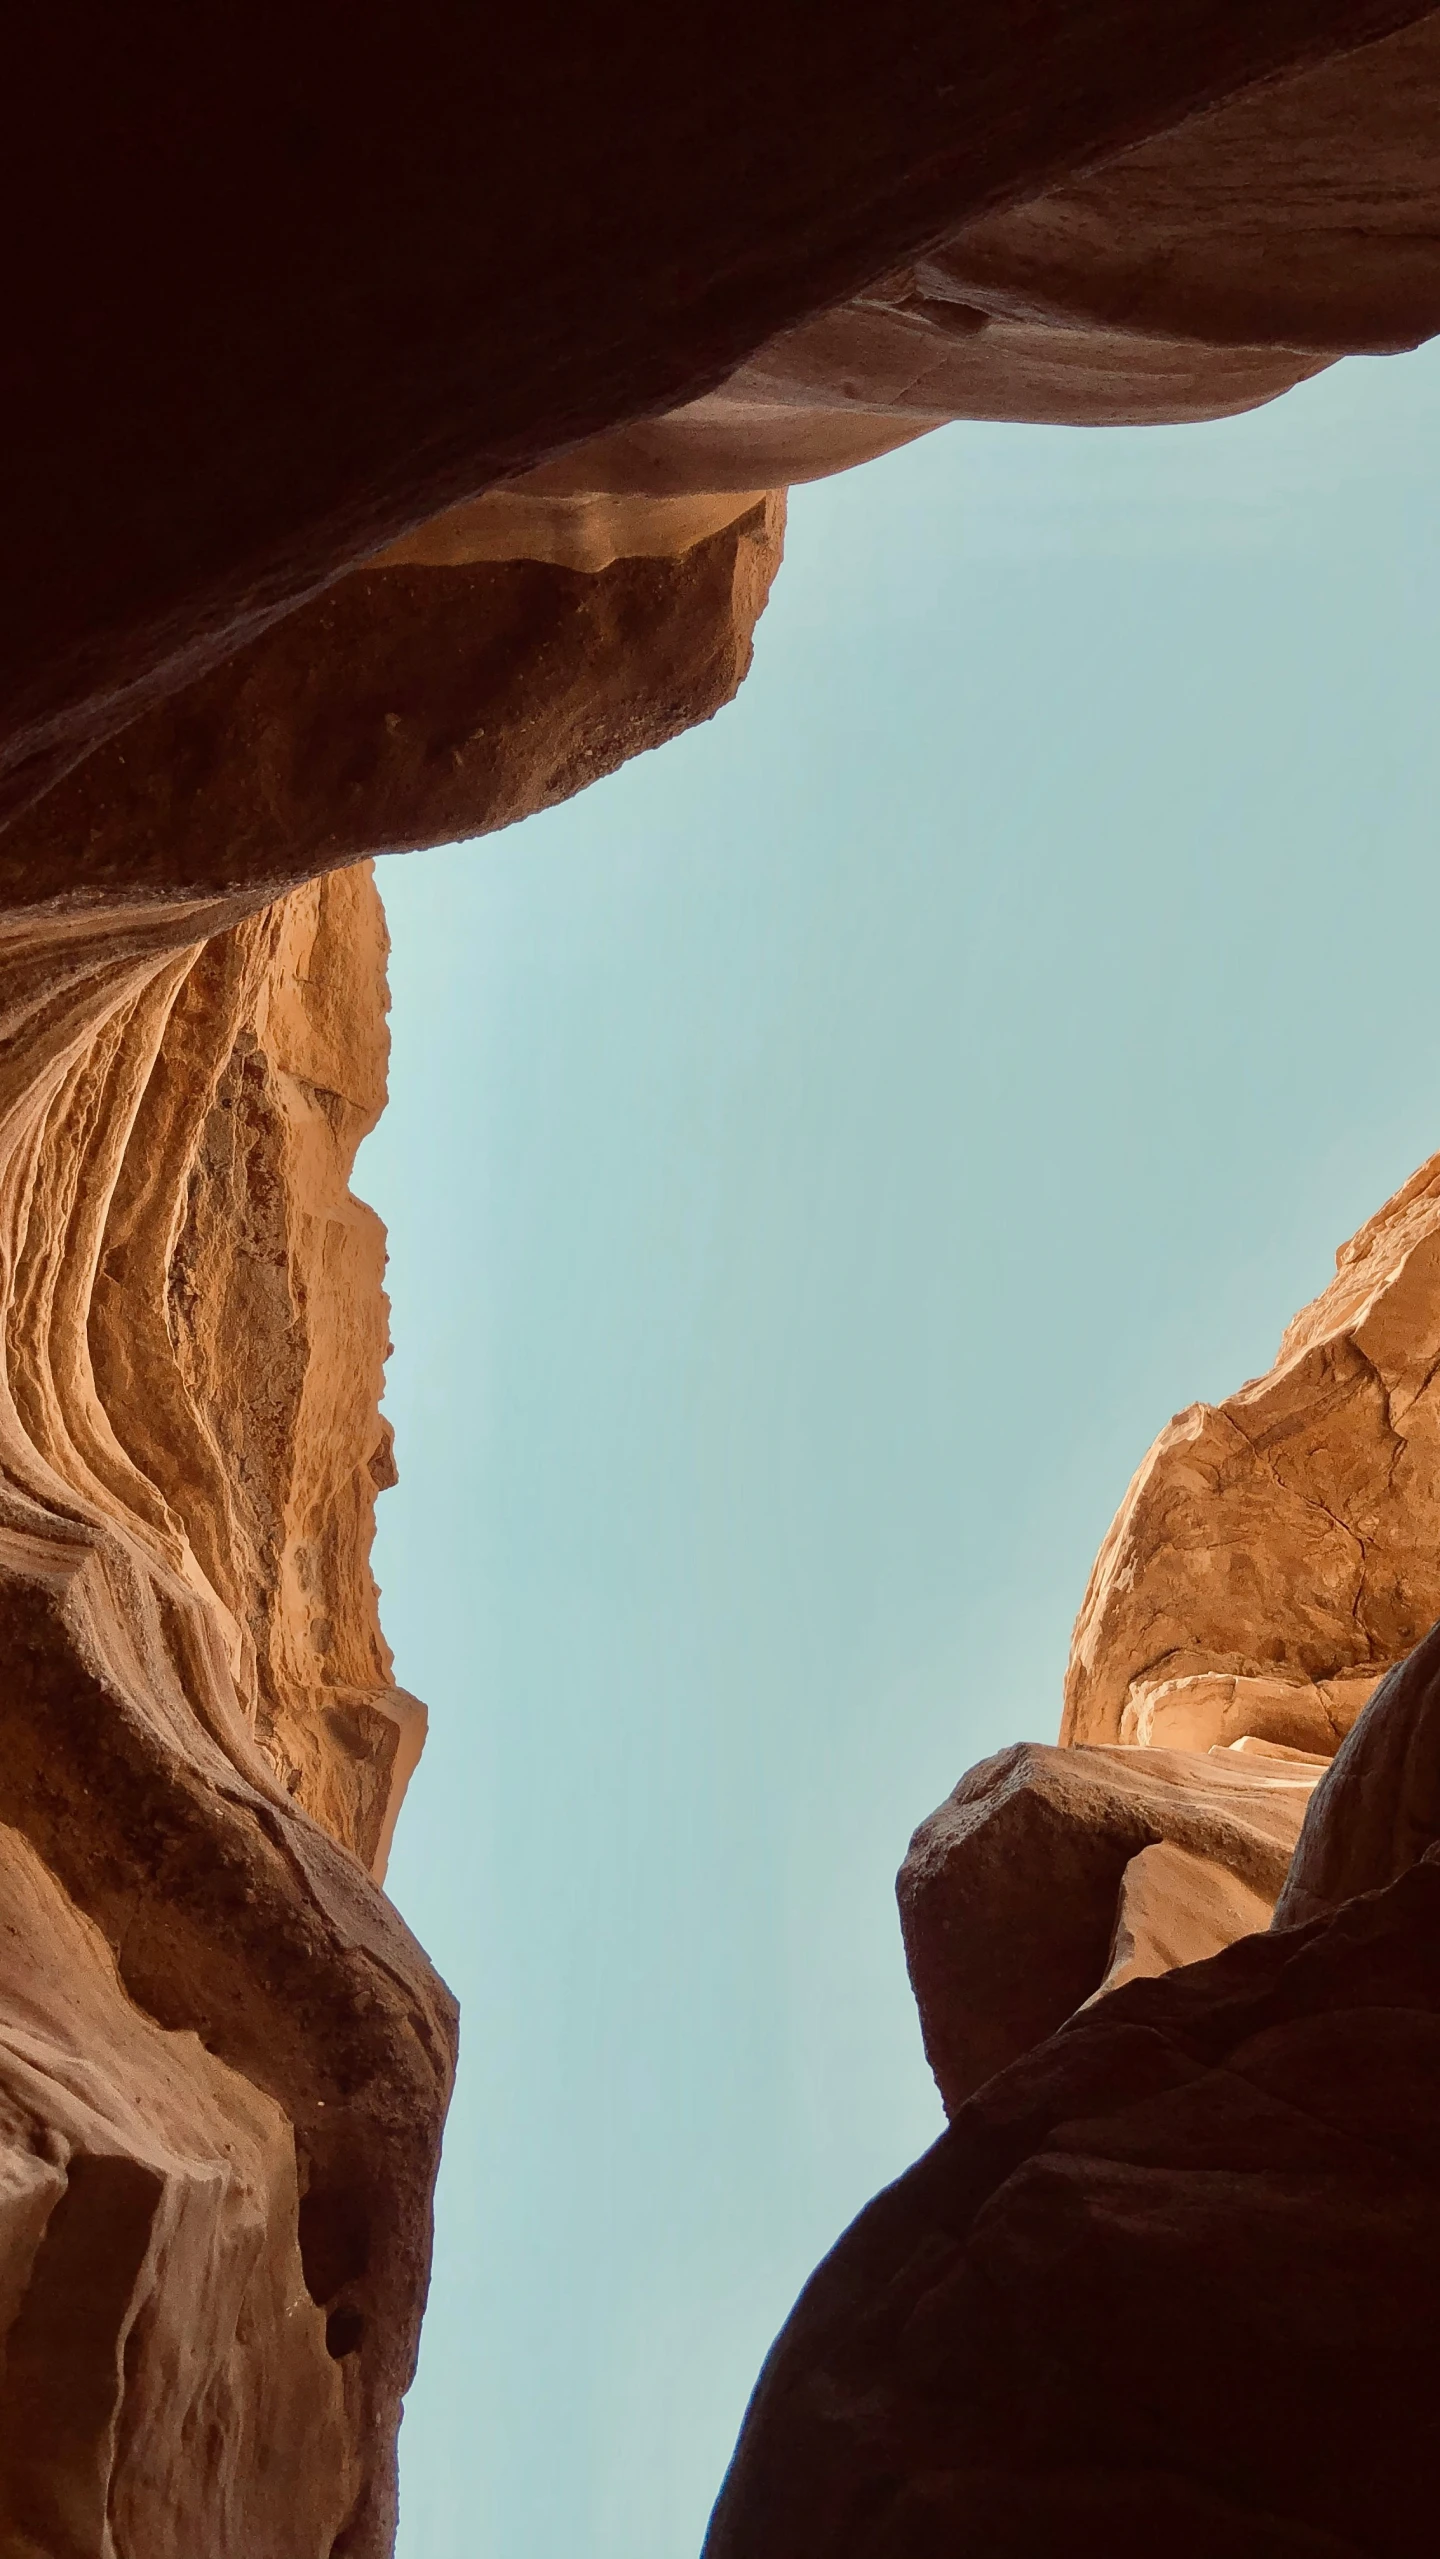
1065,1148 -> 1440,1755
0,863 -> 452,2558
6,5 -> 1440,2554
0,484 -> 783,2554
706,1157 -> 1440,2558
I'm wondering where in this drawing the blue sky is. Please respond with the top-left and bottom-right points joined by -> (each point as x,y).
361,339 -> 1440,2559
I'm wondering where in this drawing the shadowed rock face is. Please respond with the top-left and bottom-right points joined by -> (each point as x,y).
1,502 -> 785,914
900,1741 -> 1317,2112
709,1651 -> 1440,2559
707,1153 -> 1440,2550
0,1823 -> 358,2559
0,481 -> 785,2552
704,1851 -> 1440,2559
3,2 -> 1431,819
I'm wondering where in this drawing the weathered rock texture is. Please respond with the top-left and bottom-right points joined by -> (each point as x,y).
0,1821 -> 356,2558
10,4 -> 1440,2553
5,3 -> 1434,828
899,1740 -> 1316,2113
709,1153 -> 1440,2552
0,500 -> 784,914
1066,1148 -> 1440,1756
0,402 -> 789,2550
705,1845 -> 1440,2559
0,863 -> 457,2558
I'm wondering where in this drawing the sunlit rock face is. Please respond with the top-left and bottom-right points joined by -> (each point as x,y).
1065,1149 -> 1440,1754
0,494 -> 784,2552
708,1163 -> 1440,2556
0,862 -> 454,2559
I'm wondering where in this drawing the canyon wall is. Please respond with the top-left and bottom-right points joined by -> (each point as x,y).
6,3 -> 1440,2552
705,1069 -> 1440,2559
0,496 -> 783,2557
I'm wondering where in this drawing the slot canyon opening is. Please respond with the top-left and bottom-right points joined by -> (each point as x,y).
365,341 -> 1440,2556
7,16 -> 1440,2556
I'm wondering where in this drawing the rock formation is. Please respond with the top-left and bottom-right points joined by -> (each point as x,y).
899,1741 -> 1318,2114
4,4 -> 1431,824
1066,1146 -> 1440,1755
8,3 -> 1440,2552
705,1837 -> 1440,2559
706,1146 -> 1440,2556
0,476 -> 784,2554
0,859 -> 453,2558
704,1160 -> 1440,2559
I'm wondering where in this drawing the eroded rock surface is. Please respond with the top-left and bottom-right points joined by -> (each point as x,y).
0,864 -> 457,2557
900,1740 -> 1316,2112
0,398 -> 789,2547
705,1853 -> 1440,2559
711,1156 -> 1440,2554
0,1823 -> 355,2559
8,5 -> 1440,2552
1,500 -> 784,913
1066,1148 -> 1440,1754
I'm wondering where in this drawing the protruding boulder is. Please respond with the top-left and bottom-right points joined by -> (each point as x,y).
705,1853 -> 1440,2559
899,1740 -> 1315,2111
3,500 -> 784,914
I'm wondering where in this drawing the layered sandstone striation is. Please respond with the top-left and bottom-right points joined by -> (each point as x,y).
7,4 -> 1440,2554
0,472 -> 785,2554
0,862 -> 455,2558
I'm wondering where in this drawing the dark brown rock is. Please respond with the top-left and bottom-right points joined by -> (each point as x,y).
1,502 -> 784,913
929,14 -> 1440,356
1277,1617 -> 1440,1928
900,1741 -> 1315,2112
1,4 -> 1426,820
705,1856 -> 1440,2559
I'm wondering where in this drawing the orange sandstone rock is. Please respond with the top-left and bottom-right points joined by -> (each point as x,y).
0,471 -> 785,2555
1,501 -> 785,912
0,1822 -> 356,2559
0,869 -> 454,2558
1065,1149 -> 1440,1754
5,9 -> 1440,2554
